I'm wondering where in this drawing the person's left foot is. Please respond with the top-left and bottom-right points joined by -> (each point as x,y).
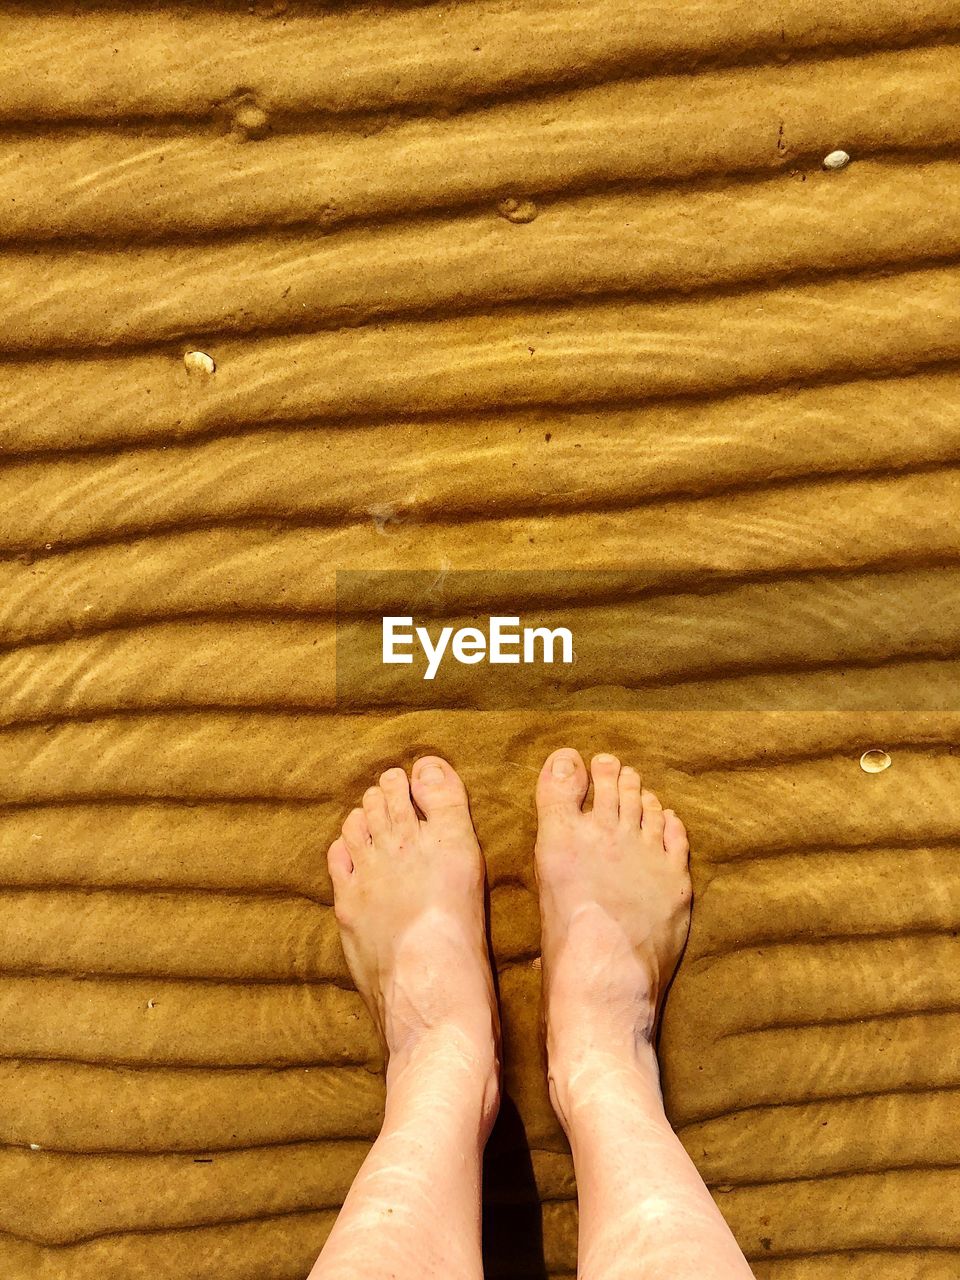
327,756 -> 500,1122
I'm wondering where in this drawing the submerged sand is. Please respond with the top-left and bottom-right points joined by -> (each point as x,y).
2,3 -> 960,1277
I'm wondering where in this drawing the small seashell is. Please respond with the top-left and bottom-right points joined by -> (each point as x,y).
859,749 -> 891,774
29,1144 -> 41,1151
184,350 -> 215,376
497,196 -> 538,224
822,150 -> 851,171
368,504 -> 399,535
233,103 -> 269,138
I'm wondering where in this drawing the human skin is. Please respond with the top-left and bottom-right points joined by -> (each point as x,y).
535,748 -> 755,1279
310,750 -> 754,1279
311,756 -> 499,1280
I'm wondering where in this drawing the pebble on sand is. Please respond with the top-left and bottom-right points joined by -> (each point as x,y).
822,150 -> 851,170
184,350 -> 216,376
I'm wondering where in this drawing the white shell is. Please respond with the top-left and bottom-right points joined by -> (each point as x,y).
859,749 -> 891,774
184,350 -> 216,376
233,104 -> 269,137
497,196 -> 538,224
822,150 -> 851,170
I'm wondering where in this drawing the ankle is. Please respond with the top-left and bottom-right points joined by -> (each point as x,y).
547,1035 -> 662,1134
386,1024 -> 501,1133
544,980 -> 659,1090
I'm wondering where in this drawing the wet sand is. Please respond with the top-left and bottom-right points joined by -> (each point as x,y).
2,3 -> 960,1277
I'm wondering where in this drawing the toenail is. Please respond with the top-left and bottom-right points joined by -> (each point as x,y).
595,754 -> 617,765
418,763 -> 444,783
551,756 -> 575,778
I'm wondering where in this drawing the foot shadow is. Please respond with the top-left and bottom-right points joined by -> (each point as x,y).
482,1092 -> 549,1280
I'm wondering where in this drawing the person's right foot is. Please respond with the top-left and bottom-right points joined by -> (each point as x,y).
534,749 -> 692,1119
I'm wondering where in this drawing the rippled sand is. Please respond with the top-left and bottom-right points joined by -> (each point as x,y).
2,3 -> 959,1276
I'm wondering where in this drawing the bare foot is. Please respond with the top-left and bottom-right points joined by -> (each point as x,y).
327,756 -> 500,1126
534,749 -> 691,1117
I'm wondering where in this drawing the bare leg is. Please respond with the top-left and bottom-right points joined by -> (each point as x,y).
310,756 -> 500,1280
535,749 -> 755,1280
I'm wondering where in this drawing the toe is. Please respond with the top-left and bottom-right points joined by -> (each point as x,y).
590,754 -> 621,826
326,836 -> 354,888
641,788 -> 665,841
663,809 -> 690,864
410,755 -> 470,817
378,767 -> 417,831
362,785 -> 390,840
536,748 -> 589,816
618,766 -> 643,827
341,807 -> 372,858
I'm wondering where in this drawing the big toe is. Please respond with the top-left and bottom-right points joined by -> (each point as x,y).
537,748 -> 589,818
410,755 -> 471,820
